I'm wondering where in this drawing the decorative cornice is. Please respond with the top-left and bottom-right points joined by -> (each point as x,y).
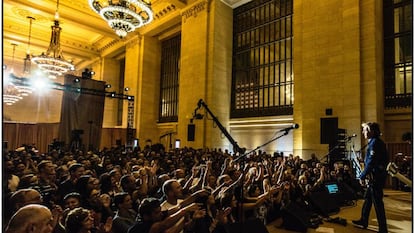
125,36 -> 141,49
154,4 -> 177,20
97,39 -> 121,53
181,0 -> 208,23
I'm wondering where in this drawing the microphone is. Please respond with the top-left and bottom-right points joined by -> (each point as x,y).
279,123 -> 299,132
346,134 -> 357,140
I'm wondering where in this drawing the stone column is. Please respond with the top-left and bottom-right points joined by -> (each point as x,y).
178,0 -> 233,149
130,35 -> 162,143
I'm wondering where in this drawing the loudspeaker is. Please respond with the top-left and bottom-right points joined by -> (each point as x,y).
116,139 -> 122,146
281,202 -> 309,232
224,218 -> 269,233
320,117 -> 338,144
309,190 -> 340,217
187,124 -> 195,141
337,182 -> 358,204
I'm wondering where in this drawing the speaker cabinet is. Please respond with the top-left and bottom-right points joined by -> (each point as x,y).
187,124 -> 195,141
281,202 -> 309,232
309,190 -> 340,217
320,117 -> 338,144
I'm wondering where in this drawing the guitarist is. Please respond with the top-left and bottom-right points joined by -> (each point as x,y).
352,122 -> 388,233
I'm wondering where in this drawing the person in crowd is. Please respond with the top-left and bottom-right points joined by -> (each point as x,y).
59,163 -> 85,204
127,198 -> 201,233
5,159 -> 20,193
160,179 -> 185,211
33,160 -> 58,208
112,192 -> 137,233
120,174 -> 141,211
352,122 -> 388,233
109,168 -> 123,194
17,174 -> 38,189
154,174 -> 171,199
75,175 -> 97,207
65,207 -> 112,233
3,142 -> 368,233
64,192 -> 82,210
5,204 -> 54,233
99,173 -> 116,198
9,188 -> 43,215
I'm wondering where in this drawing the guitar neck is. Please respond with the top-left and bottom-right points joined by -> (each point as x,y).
389,172 -> 412,188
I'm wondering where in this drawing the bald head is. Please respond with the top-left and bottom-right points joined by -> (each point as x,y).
6,204 -> 53,233
10,189 -> 43,211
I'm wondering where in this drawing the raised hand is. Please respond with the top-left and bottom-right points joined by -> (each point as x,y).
99,216 -> 113,233
192,209 -> 207,219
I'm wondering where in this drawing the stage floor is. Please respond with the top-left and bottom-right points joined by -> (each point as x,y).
267,189 -> 412,233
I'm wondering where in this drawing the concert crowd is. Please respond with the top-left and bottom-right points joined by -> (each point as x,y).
4,144 -> 361,233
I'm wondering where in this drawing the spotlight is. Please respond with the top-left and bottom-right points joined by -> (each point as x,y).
105,84 -> 111,88
74,78 -> 80,83
90,71 -> 95,75
31,77 -> 50,94
124,87 -> 130,91
110,92 -> 116,97
82,68 -> 94,79
127,96 -> 133,100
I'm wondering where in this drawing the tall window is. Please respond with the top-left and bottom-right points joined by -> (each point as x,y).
231,0 -> 293,118
159,34 -> 181,122
384,0 -> 413,108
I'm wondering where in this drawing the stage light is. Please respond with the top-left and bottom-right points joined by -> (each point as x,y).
31,77 -> 50,94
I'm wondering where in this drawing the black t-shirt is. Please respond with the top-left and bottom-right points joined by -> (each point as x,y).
127,220 -> 153,233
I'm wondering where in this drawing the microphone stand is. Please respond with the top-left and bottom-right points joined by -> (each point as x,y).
234,130 -> 290,163
320,137 -> 352,167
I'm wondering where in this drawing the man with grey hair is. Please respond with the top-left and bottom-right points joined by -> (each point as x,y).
352,122 -> 388,233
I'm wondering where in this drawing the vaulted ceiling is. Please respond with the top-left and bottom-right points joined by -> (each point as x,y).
3,0 -> 249,77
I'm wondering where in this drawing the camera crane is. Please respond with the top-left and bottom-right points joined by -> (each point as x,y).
193,99 -> 246,155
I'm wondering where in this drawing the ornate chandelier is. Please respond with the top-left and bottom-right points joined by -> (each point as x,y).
3,84 -> 23,105
3,44 -> 23,106
32,0 -> 74,78
88,0 -> 154,38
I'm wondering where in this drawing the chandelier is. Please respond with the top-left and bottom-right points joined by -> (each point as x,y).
32,0 -> 75,78
3,84 -> 23,105
88,0 -> 154,38
3,44 -> 23,106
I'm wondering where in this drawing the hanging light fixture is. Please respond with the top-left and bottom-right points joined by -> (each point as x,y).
32,0 -> 75,78
3,44 -> 23,106
23,16 -> 35,74
88,0 -> 154,38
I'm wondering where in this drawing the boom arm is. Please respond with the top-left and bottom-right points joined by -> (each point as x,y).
195,99 -> 245,154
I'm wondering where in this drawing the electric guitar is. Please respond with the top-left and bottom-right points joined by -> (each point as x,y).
386,162 -> 412,188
